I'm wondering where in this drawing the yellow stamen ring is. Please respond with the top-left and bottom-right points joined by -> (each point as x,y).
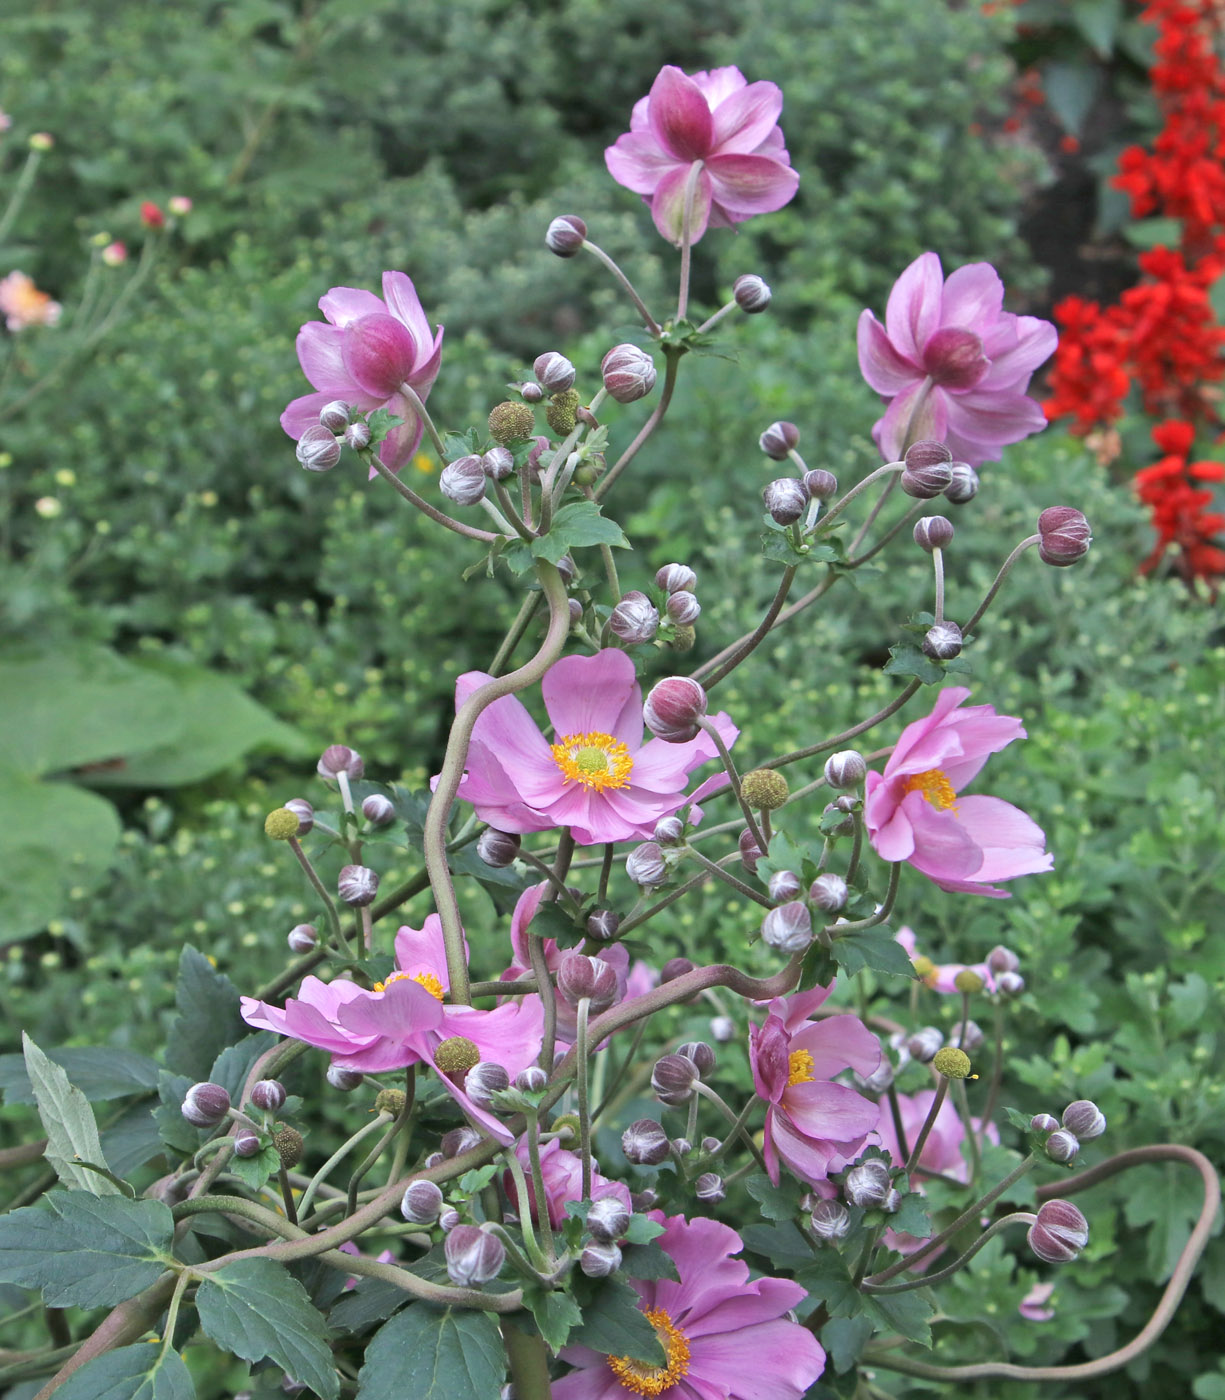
607,1307 -> 691,1395
788,1049 -> 815,1086
550,730 -> 634,792
901,767 -> 959,810
372,970 -> 445,1001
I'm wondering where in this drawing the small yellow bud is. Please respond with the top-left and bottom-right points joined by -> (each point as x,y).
911,955 -> 937,980
740,769 -> 789,811
264,808 -> 301,841
953,969 -> 984,994
933,1047 -> 973,1080
374,1088 -> 407,1118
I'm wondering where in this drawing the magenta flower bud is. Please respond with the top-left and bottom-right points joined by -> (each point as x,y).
317,744 -> 364,780
652,1053 -> 699,1105
587,1197 -> 631,1242
580,1241 -> 623,1277
481,446 -> 514,481
401,1178 -> 444,1224
701,1136 -> 721,1153
440,454 -> 487,506
661,956 -> 695,984
609,590 -> 659,643
626,842 -> 668,889
586,908 -> 621,941
546,214 -> 587,256
809,873 -> 848,913
763,477 -> 807,525
987,945 -> 1020,975
343,420 -> 371,452
477,828 -> 521,868
860,1060 -> 895,1094
914,515 -> 955,552
1028,1199 -> 1089,1263
695,1172 -> 725,1202
234,1128 -> 262,1158
655,562 -> 697,593
761,901 -> 813,954
811,1200 -> 851,1240
515,1066 -> 549,1094
665,590 -> 701,624
844,1158 -> 893,1209
557,952 -> 620,1012
768,869 -> 802,903
282,798 -> 314,835
733,273 -> 771,313
653,815 -> 686,846
520,381 -> 545,403
327,1065 -> 363,1092
739,827 -> 763,873
341,313 -> 420,397
182,1082 -> 231,1128
630,1188 -> 658,1212
997,970 -> 1026,996
905,440 -> 954,472
287,922 -> 317,954
804,468 -> 838,501
464,1061 -> 511,1110
295,425 -> 342,473
922,620 -> 963,660
445,1224 -> 505,1287
1045,1129 -> 1080,1164
907,1027 -> 944,1063
1030,1113 -> 1060,1135
901,461 -> 954,499
533,351 -> 576,393
643,676 -> 708,743
709,1014 -> 735,1042
601,344 -> 657,403
950,1020 -> 984,1053
441,1126 -> 483,1159
362,793 -> 395,826
337,864 -> 378,906
439,1206 -> 460,1232
1062,1100 -> 1106,1140
568,598 -> 584,626
622,1118 -> 670,1165
678,1041 -> 716,1076
759,421 -> 799,460
945,460 -> 979,504
822,801 -> 855,837
250,1080 -> 286,1112
824,750 -> 866,789
318,400 -> 352,432
1038,507 -> 1092,566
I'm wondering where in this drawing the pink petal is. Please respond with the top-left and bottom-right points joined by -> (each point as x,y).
906,799 -> 985,882
749,1017 -> 790,1104
943,389 -> 1048,464
318,285 -> 385,327
648,67 -> 715,162
335,977 -> 445,1040
952,796 -> 1052,881
939,711 -> 1026,790
866,783 -> 916,862
650,163 -> 714,245
782,1080 -> 880,1143
872,378 -> 947,462
281,391 -> 338,441
688,1319 -> 825,1398
979,315 -> 1057,392
705,153 -> 798,217
884,253 -> 945,363
375,393 -> 423,475
650,1215 -> 748,1323
684,1275 -> 806,1338
857,311 -> 922,396
605,130 -> 676,195
691,66 -> 748,108
768,1109 -> 840,1185
460,681 -> 564,808
886,686 -> 972,773
393,913 -> 461,987
939,262 -> 1004,334
710,80 -> 783,154
543,650 -> 639,740
792,1014 -> 882,1080
381,271 -> 432,353
296,321 -> 362,397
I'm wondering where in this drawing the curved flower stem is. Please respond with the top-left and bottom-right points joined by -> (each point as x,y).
698,565 -> 798,691
685,845 -> 773,909
503,1321 -> 554,1400
502,1150 -> 548,1273
494,480 -> 535,541
597,843 -> 615,906
695,298 -> 736,334
832,861 -> 900,932
932,547 -> 946,624
852,498 -> 925,567
157,1271 -> 192,1364
581,240 -> 661,335
697,716 -> 766,854
366,451 -> 497,544
812,461 -> 905,537
522,1109 -> 556,1265
904,1078 -> 950,1175
885,1084 -> 910,1165
844,809 -> 865,886
517,848 -> 583,915
297,1113 -> 394,1225
285,835 -> 348,957
0,147 -> 44,245
676,161 -> 705,323
530,927 -> 559,1072
693,1082 -> 767,1173
345,1109 -> 408,1220
848,473 -> 899,556
962,535 -> 1040,636
396,380 -> 449,463
595,347 -> 681,501
952,1077 -> 981,1184
616,853 -> 745,937
425,561 -> 571,1003
576,999 -> 593,1202
765,679 -> 922,770
863,1212 -> 1035,1295
490,591 -> 544,678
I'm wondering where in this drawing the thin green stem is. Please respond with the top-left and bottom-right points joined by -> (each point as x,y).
580,240 -> 660,334
685,846 -> 773,909
523,1110 -> 556,1264
277,1165 -> 298,1225
693,1082 -> 766,1172
396,380 -> 449,462
286,835 -> 348,957
831,860 -> 899,932
366,451 -> 497,543
297,1112 -> 392,1224
576,999 -> 593,1202
595,348 -> 680,501
697,717 -> 766,854
0,148 -> 44,245
698,564 -> 798,691
904,1078 -> 949,1175
932,546 -> 946,625
490,591 -> 544,678
962,535 -> 1040,636
863,1212 -> 1035,1295
764,680 -> 922,770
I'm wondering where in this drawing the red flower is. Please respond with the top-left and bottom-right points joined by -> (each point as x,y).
140,201 -> 165,229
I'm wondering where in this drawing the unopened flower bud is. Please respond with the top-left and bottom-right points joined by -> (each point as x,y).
631,1189 -> 658,1212
580,1240 -> 622,1277
251,1080 -> 286,1112
283,798 -> 314,835
695,1172 -> 725,1202
343,420 -> 371,451
318,400 -> 352,432
763,477 -> 807,525
944,461 -> 979,504
759,421 -> 799,460
318,744 -> 364,780
824,751 -> 866,789
481,446 -> 514,481
914,516 -> 955,552
665,590 -> 701,624
733,273 -> 771,313
741,768 -> 789,811
401,1179 -> 444,1224
464,1062 -> 511,1110
375,1089 -> 407,1118
438,1206 -> 460,1232
678,1041 -> 716,1077
655,563 -> 697,594
446,1225 -> 505,1286
362,794 -> 395,826
950,1020 -> 985,1053
558,952 -> 620,1012
709,1015 -> 736,1043
533,352 -> 576,393
923,621 -> 963,660
520,381 -> 545,403
182,1082 -> 231,1128
803,469 -> 838,501
701,1136 -> 721,1153
1062,1100 -> 1106,1140
653,816 -> 685,847
643,676 -> 707,743
601,344 -> 657,403
477,828 -> 521,868
296,425 -> 342,473
997,970 -> 1026,996
670,624 -> 696,652
326,1065 -> 363,1092
587,1197 -> 631,1242
287,922 -> 318,954
901,441 -> 954,498
568,598 -> 584,627
860,1060 -> 895,1094
762,901 -> 813,954
1028,1199 -> 1089,1263
622,1118 -> 670,1165
809,873 -> 848,913
441,1125 -> 483,1160
626,842 -> 668,889
844,1158 -> 893,1209
953,968 -> 984,995
515,1066 -> 548,1094
1037,507 -> 1092,566
1030,1113 -> 1060,1135
609,590 -> 659,644
986,945 -> 1019,974
739,827 -> 764,873
671,1137 -> 692,1156
822,801 -> 855,837
933,1047 -> 972,1079
440,454 -> 487,505
234,1129 -> 262,1158
652,1053 -> 699,1105
1045,1129 -> 1080,1164
810,1200 -> 851,1240
338,864 -> 378,906
769,869 -> 802,903
546,214 -> 587,256
661,956 -> 695,984
907,1027 -> 944,1063
586,908 -> 621,941
273,1127 -> 303,1168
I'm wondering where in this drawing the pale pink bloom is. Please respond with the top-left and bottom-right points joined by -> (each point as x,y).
450,649 -> 737,846
168,195 -> 192,215
0,110 -> 11,133
509,1137 -> 631,1231
857,252 -> 1056,466
605,65 -> 799,246
0,271 -> 61,331
1019,1281 -> 1056,1322
555,1213 -> 825,1400
864,687 -> 1052,898
100,242 -> 128,267
749,985 -> 881,1187
895,927 -> 995,993
280,270 -> 443,476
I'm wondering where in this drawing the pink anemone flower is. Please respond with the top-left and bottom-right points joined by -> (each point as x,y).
280,270 -> 443,476
896,927 -> 995,993
555,1213 -> 825,1400
508,1137 -> 632,1232
450,649 -> 738,846
857,252 -> 1056,467
605,65 -> 799,246
240,914 -> 542,1141
864,687 -> 1052,898
749,985 -> 881,1188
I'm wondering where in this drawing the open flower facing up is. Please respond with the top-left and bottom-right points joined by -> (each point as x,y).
605,65 -> 799,246
555,1213 -> 825,1400
857,252 -> 1056,466
280,270 -> 443,475
865,687 -> 1052,898
0,271 -> 61,332
450,649 -> 737,846
749,985 -> 881,1188
240,915 -> 542,1141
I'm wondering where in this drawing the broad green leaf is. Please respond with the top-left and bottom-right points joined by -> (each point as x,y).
225,1139 -> 280,1192
356,1305 -> 504,1400
1071,0 -> 1122,55
1042,60 -> 1103,135
100,1101 -> 167,1179
883,639 -> 946,685
0,1192 -> 173,1306
52,1342 -> 195,1400
746,1174 -> 805,1222
329,1278 -> 407,1334
621,1215 -> 665,1246
797,1251 -> 861,1319
741,1221 -> 815,1272
830,930 -> 914,979
155,1072 -> 203,1156
0,1046 -> 160,1106
820,1314 -> 874,1374
621,1240 -> 679,1282
569,1277 -> 665,1366
196,1258 -> 338,1400
523,1288 -> 583,1352
889,1192 -> 931,1239
23,1034 -> 121,1196
208,1031 -> 279,1104
531,500 -> 628,564
166,946 -> 246,1079
861,1286 -> 934,1347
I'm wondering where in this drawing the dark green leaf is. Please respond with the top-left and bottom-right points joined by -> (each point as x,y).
621,1215 -> 665,1246
570,1277 -> 665,1366
760,530 -> 842,567
365,407 -> 405,448
883,638 -> 945,685
196,1257 -> 338,1400
1043,59 -> 1103,134
0,1192 -> 173,1306
101,1101 -> 166,1178
458,1165 -> 498,1194
798,1249 -> 861,1319
524,1287 -> 583,1352
154,1072 -> 201,1155
226,1140 -> 280,1192
166,946 -> 246,1079
442,429 -> 480,461
329,1278 -> 406,1334
356,1305 -> 504,1400
0,1046 -> 160,1106
746,1173 -> 804,1222
22,1034 -> 122,1196
1070,0 -> 1122,56
820,1314 -> 874,1373
52,1342 -> 195,1400
621,1240 -> 679,1281
741,1221 -> 814,1271
208,1031 -> 279,1104
830,930 -> 914,978
531,501 -> 628,564
889,1193 -> 931,1239
862,1286 -> 934,1346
